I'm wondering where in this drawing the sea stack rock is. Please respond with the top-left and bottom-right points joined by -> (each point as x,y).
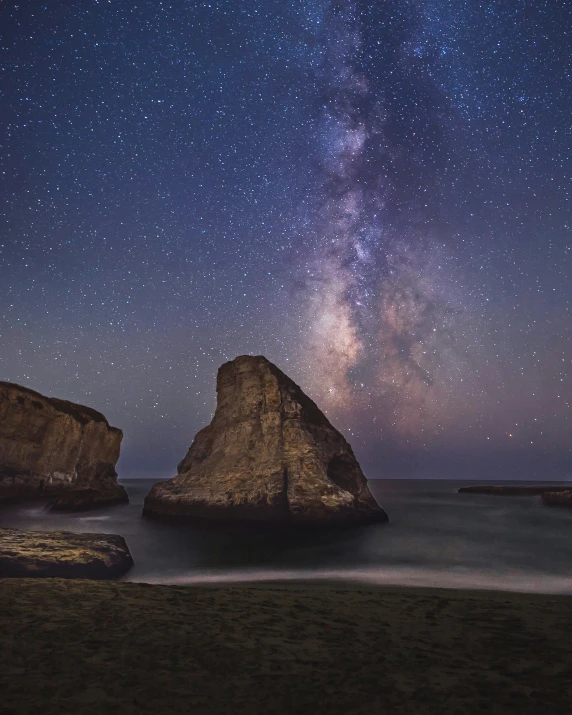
0,382 -> 127,509
143,355 -> 387,526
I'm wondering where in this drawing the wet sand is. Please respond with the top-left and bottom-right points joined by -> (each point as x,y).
1,579 -> 571,714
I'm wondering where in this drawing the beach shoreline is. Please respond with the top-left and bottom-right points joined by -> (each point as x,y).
2,578 -> 571,714
124,568 -> 572,595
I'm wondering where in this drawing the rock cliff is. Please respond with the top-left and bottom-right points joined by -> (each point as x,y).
0,381 -> 127,509
143,355 -> 387,526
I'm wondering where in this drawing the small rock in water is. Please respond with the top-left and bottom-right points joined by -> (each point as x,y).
541,490 -> 572,508
48,487 -> 128,512
458,485 -> 571,496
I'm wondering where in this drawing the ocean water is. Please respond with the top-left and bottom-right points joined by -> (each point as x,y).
2,478 -> 572,594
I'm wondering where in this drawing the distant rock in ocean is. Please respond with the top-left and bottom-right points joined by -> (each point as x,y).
0,382 -> 127,510
143,355 -> 387,527
541,490 -> 572,509
0,527 -> 133,579
458,485 -> 571,496
48,487 -> 128,512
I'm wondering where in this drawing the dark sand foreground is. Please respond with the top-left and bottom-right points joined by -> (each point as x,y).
1,580 -> 571,714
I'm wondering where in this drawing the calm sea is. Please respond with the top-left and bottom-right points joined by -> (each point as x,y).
2,479 -> 572,594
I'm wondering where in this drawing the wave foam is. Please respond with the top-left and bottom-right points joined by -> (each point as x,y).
129,566 -> 572,595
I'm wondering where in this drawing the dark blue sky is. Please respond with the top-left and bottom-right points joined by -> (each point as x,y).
1,0 -> 570,478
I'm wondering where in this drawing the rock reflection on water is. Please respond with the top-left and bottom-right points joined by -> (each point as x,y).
156,522 -> 381,570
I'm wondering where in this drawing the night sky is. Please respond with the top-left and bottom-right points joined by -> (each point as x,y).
1,0 -> 570,478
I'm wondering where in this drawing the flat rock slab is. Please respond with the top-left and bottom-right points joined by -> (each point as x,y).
0,527 -> 133,579
458,485 -> 571,496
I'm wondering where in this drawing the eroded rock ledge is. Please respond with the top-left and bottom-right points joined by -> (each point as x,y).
0,528 -> 133,579
143,355 -> 387,527
0,381 -> 127,510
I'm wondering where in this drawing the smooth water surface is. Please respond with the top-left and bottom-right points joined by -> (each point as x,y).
1,479 -> 572,593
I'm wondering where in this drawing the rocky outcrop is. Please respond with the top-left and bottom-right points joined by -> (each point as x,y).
0,528 -> 133,579
458,485 -> 571,496
143,355 -> 387,527
541,490 -> 572,508
48,487 -> 127,512
0,382 -> 127,509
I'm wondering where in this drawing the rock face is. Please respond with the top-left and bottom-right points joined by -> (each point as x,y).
458,485 -> 572,496
0,382 -> 127,509
0,527 -> 133,579
541,490 -> 572,508
143,355 -> 387,527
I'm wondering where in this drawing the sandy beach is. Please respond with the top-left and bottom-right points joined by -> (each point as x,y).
1,579 -> 571,714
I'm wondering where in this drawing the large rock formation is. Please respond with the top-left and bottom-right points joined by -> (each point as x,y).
0,382 -> 127,509
0,528 -> 133,579
143,355 -> 387,527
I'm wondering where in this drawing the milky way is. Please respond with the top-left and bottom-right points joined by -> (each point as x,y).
284,0 -> 570,472
295,3 -> 470,439
0,1 -> 570,477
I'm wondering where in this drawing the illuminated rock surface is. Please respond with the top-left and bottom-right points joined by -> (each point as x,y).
144,355 -> 387,526
0,527 -> 133,579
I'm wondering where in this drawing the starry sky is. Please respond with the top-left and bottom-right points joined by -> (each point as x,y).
1,0 -> 570,479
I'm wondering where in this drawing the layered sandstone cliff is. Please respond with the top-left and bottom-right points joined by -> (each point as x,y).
143,355 -> 387,526
0,382 -> 127,508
